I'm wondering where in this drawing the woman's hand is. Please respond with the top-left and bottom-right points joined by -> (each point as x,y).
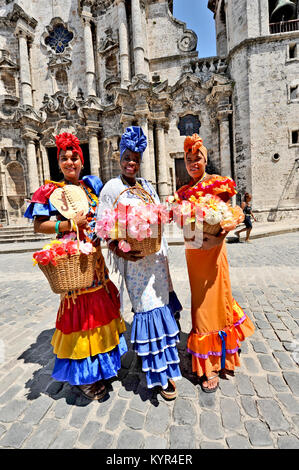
73,210 -> 88,229
108,239 -> 143,262
201,230 -> 228,250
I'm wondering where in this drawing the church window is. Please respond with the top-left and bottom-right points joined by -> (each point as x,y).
55,69 -> 68,93
292,130 -> 299,145
45,25 -> 73,53
178,115 -> 201,136
105,54 -> 118,77
290,84 -> 299,100
288,43 -> 297,59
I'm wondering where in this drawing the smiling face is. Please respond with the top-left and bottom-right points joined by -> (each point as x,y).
58,148 -> 83,183
120,149 -> 141,180
185,148 -> 207,181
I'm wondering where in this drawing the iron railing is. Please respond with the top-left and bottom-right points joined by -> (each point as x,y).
270,19 -> 299,34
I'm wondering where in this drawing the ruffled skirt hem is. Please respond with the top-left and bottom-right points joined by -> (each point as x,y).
130,298 -> 182,388
145,364 -> 182,389
51,334 -> 128,385
187,309 -> 255,378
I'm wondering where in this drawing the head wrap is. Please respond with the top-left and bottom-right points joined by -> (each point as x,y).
184,134 -> 207,160
119,126 -> 147,160
55,133 -> 84,164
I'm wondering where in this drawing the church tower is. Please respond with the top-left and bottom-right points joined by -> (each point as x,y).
209,0 -> 299,221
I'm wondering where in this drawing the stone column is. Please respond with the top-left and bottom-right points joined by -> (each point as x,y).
148,121 -> 156,187
82,12 -> 97,97
0,161 -> 9,224
88,129 -> 101,178
217,109 -> 232,178
155,123 -> 168,200
40,144 -> 51,181
138,116 -> 152,182
117,0 -> 130,87
23,134 -> 39,197
131,0 -> 145,77
17,31 -> 33,106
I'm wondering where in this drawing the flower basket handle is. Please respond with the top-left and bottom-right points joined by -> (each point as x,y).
112,186 -> 155,207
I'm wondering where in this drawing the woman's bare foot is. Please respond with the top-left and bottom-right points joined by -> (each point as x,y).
201,373 -> 219,393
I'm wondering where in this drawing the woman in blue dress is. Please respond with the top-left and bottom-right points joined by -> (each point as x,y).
98,126 -> 182,400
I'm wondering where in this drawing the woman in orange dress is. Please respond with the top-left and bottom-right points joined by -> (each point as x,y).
175,134 -> 255,392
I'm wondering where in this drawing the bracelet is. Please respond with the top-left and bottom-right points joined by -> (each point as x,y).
55,221 -> 61,235
70,219 -> 76,232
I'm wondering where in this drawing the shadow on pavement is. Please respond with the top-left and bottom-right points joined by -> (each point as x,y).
17,320 -> 179,408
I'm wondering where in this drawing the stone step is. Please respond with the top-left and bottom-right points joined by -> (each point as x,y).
0,237 -> 52,244
0,233 -> 51,240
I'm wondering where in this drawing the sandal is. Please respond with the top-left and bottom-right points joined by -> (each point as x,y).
77,381 -> 107,401
201,374 -> 219,394
160,379 -> 177,400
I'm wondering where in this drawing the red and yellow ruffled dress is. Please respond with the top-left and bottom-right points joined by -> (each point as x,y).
24,175 -> 127,385
176,175 -> 255,378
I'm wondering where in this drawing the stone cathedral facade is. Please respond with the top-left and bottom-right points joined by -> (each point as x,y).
0,0 -> 298,225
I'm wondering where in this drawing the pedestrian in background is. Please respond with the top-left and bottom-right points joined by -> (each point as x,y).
235,192 -> 257,243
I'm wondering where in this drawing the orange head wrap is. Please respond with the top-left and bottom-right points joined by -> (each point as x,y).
184,134 -> 207,160
55,133 -> 84,164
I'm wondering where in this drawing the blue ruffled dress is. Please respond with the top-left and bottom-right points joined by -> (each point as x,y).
99,176 -> 182,389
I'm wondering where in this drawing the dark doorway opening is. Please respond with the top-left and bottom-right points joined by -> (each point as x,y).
47,144 -> 91,181
175,158 -> 190,190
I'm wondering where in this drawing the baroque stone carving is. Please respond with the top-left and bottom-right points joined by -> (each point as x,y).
99,28 -> 119,54
178,30 -> 197,52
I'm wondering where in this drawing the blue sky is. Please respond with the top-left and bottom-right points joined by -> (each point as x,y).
173,0 -> 216,58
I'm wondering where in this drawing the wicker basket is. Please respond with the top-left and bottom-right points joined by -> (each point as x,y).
37,222 -> 98,294
113,185 -> 162,257
38,250 -> 98,294
184,220 -> 221,241
119,223 -> 162,257
203,221 -> 222,235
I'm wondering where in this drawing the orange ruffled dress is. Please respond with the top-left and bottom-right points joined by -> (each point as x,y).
176,175 -> 255,378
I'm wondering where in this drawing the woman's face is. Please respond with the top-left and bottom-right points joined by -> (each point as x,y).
120,149 -> 141,178
58,149 -> 82,182
185,149 -> 207,180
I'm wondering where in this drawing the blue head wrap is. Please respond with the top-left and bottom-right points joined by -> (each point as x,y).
119,126 -> 147,160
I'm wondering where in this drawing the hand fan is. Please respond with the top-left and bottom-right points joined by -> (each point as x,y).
49,185 -> 89,219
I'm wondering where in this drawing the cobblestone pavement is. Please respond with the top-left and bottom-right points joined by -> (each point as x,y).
0,233 -> 298,449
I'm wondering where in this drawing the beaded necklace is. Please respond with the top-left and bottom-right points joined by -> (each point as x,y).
120,175 -> 151,204
80,182 -> 98,209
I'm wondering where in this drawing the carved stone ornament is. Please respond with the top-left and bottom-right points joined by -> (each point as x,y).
178,30 -> 197,53
47,52 -> 72,71
40,91 -> 78,118
99,28 -> 118,54
91,0 -> 115,15
0,50 -> 18,71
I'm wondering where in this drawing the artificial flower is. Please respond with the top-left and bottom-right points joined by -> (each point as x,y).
118,240 -> 131,253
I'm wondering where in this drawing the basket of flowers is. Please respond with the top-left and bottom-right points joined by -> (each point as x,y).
168,193 -> 244,240
96,187 -> 169,257
33,235 -> 97,294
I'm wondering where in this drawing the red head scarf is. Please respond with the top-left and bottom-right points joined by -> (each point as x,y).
184,134 -> 207,160
55,133 -> 84,164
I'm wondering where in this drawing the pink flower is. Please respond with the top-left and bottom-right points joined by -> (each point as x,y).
79,241 -> 93,255
61,232 -> 76,241
118,240 -> 131,252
